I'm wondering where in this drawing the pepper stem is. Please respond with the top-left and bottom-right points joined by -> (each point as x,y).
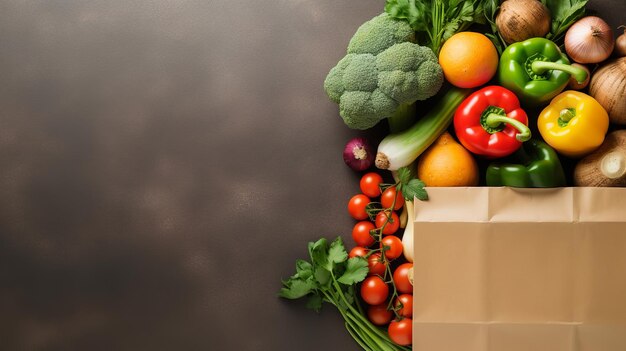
559,108 -> 576,125
485,113 -> 532,142
531,61 -> 588,84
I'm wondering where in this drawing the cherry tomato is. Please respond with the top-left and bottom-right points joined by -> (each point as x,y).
349,246 -> 368,258
375,211 -> 399,235
381,186 -> 404,211
367,253 -> 387,276
388,318 -> 412,346
360,276 -> 389,305
348,194 -> 371,220
352,221 -> 375,247
394,294 -> 413,318
381,235 -> 403,260
393,263 -> 413,294
367,304 -> 393,326
360,172 -> 383,198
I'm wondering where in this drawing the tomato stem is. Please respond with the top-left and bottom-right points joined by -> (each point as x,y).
376,182 -> 403,319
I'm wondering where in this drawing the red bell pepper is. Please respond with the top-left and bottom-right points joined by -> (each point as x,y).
454,86 -> 531,158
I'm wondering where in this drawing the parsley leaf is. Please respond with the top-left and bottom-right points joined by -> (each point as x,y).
384,0 -> 428,32
314,267 -> 331,287
294,259 -> 313,280
327,237 -> 348,270
385,0 -> 487,53
403,178 -> 428,201
482,0 -> 506,54
305,293 -> 323,312
396,166 -> 428,201
337,257 -> 369,285
309,238 -> 329,269
542,0 -> 588,41
397,166 -> 412,185
279,279 -> 314,299
442,19 -> 462,42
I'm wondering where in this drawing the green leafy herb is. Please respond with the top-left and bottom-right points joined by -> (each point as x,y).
328,237 -> 349,269
295,260 -> 313,279
403,179 -> 429,201
279,237 -> 411,351
280,278 -> 314,299
396,166 -> 428,201
483,0 -> 506,54
385,0 -> 487,53
337,257 -> 369,285
542,0 -> 588,42
385,0 -> 428,32
309,238 -> 329,268
314,267 -> 331,286
396,166 -> 413,185
305,293 -> 323,312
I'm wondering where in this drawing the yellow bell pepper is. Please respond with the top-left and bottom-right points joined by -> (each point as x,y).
538,91 -> 609,158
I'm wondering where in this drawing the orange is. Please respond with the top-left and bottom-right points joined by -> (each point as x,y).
438,32 -> 498,88
417,132 -> 478,187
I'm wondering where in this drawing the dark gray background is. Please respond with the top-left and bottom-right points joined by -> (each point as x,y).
0,1 -> 623,350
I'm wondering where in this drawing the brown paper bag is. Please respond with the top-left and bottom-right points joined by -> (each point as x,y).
412,187 -> 626,351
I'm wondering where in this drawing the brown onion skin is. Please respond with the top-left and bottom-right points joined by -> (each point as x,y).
496,0 -> 550,45
574,130 -> 626,187
615,27 -> 626,57
565,16 -> 614,64
589,57 -> 626,125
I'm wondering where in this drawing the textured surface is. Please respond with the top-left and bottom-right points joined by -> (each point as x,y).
0,1 -> 623,350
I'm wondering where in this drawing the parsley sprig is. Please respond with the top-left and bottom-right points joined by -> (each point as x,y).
396,166 -> 428,201
280,237 -> 411,351
280,166 -> 424,350
385,0 -> 487,54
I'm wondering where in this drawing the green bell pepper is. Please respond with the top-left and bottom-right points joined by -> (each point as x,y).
498,38 -> 588,107
486,139 -> 566,188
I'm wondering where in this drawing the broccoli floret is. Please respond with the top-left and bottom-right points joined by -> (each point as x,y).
324,55 -> 353,104
377,42 -> 443,102
342,54 -> 378,92
324,14 -> 444,130
347,13 -> 415,55
339,90 -> 399,129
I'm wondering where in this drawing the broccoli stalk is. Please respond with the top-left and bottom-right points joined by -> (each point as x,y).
324,13 -> 444,131
387,103 -> 416,133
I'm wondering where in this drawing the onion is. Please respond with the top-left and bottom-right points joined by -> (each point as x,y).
565,16 -> 615,64
496,0 -> 550,45
343,137 -> 374,171
574,130 -> 626,187
589,57 -> 626,125
616,26 -> 626,57
567,63 -> 590,90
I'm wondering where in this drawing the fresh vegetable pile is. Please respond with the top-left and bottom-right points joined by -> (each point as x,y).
281,0 -> 625,349
281,168 -> 424,349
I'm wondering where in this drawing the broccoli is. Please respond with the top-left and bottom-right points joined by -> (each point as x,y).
324,13 -> 444,130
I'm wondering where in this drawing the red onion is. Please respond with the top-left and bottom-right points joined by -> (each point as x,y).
565,16 -> 614,64
343,137 -> 374,171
